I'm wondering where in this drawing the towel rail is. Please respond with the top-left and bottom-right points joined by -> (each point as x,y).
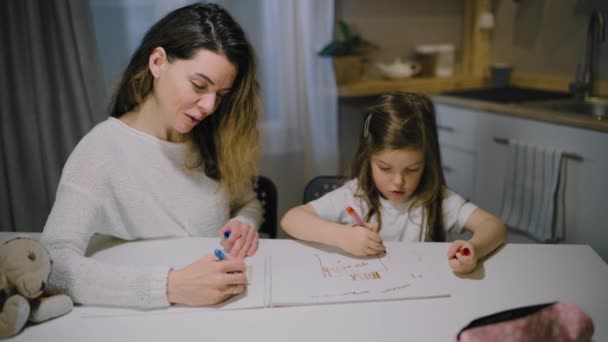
493,137 -> 583,161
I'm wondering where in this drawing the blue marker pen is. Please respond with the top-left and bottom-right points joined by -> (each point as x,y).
214,249 -> 226,261
224,231 -> 231,239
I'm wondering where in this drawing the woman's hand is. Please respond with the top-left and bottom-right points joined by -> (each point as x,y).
338,224 -> 385,257
219,220 -> 259,258
166,254 -> 247,306
447,240 -> 477,274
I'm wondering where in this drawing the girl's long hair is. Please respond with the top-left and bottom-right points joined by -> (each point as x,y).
109,3 -> 260,203
349,92 -> 446,241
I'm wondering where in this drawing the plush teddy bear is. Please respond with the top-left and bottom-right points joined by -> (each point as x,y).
0,237 -> 73,339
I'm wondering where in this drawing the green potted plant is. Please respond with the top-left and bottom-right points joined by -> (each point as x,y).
319,20 -> 376,85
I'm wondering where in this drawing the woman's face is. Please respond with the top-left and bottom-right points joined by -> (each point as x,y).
370,148 -> 425,203
151,48 -> 237,135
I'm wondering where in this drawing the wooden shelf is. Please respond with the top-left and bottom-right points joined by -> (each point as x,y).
338,76 -> 486,97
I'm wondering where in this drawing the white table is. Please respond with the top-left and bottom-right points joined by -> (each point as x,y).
4,234 -> 608,342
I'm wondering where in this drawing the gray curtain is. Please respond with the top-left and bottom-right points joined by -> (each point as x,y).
0,0 -> 106,232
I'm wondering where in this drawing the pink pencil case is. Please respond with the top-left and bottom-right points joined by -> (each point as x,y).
454,302 -> 594,342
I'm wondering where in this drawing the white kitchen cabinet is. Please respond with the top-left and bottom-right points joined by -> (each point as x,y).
435,102 -> 608,261
474,112 -> 608,259
435,104 -> 479,201
440,146 -> 476,200
436,104 -> 479,151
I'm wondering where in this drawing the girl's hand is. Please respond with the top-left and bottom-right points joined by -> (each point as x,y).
219,220 -> 259,259
338,224 -> 385,257
167,254 -> 247,306
447,240 -> 477,274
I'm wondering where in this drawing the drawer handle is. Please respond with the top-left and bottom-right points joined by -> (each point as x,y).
442,165 -> 454,173
492,137 -> 583,161
437,125 -> 455,133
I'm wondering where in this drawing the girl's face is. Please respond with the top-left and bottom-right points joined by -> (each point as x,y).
370,148 -> 425,203
151,48 -> 237,136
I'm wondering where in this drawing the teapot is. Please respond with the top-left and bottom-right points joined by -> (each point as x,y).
375,58 -> 421,79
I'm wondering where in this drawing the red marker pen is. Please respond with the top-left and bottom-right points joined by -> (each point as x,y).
346,206 -> 365,227
459,247 -> 471,256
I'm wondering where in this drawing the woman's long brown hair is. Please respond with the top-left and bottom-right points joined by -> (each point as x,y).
109,3 -> 260,203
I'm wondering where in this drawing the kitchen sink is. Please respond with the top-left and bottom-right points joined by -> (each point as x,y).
441,86 -> 572,103
441,87 -> 608,120
520,97 -> 608,120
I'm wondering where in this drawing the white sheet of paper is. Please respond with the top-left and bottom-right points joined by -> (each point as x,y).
270,241 -> 450,306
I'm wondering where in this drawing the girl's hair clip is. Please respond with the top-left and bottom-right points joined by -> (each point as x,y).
363,112 -> 373,138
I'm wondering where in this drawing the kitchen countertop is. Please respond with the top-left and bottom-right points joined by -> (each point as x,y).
433,95 -> 608,133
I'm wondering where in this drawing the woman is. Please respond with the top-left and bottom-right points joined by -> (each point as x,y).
41,3 -> 262,309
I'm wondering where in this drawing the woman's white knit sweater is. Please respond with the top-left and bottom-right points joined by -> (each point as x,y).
41,117 -> 262,309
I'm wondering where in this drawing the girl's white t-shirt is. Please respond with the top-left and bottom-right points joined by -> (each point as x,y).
308,179 -> 477,241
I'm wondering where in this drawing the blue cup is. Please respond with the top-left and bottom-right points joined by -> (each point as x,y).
491,64 -> 512,88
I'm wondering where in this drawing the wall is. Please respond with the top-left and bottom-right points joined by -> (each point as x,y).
335,0 -> 464,66
335,0 -> 608,81
492,0 -> 608,80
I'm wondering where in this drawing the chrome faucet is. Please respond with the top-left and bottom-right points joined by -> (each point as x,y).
570,9 -> 605,100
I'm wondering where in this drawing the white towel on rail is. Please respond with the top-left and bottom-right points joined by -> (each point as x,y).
499,140 -> 564,242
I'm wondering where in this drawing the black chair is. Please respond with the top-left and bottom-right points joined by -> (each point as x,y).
254,175 -> 278,239
302,175 -> 347,204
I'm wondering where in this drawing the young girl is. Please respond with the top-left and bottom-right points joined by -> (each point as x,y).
281,92 -> 506,274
